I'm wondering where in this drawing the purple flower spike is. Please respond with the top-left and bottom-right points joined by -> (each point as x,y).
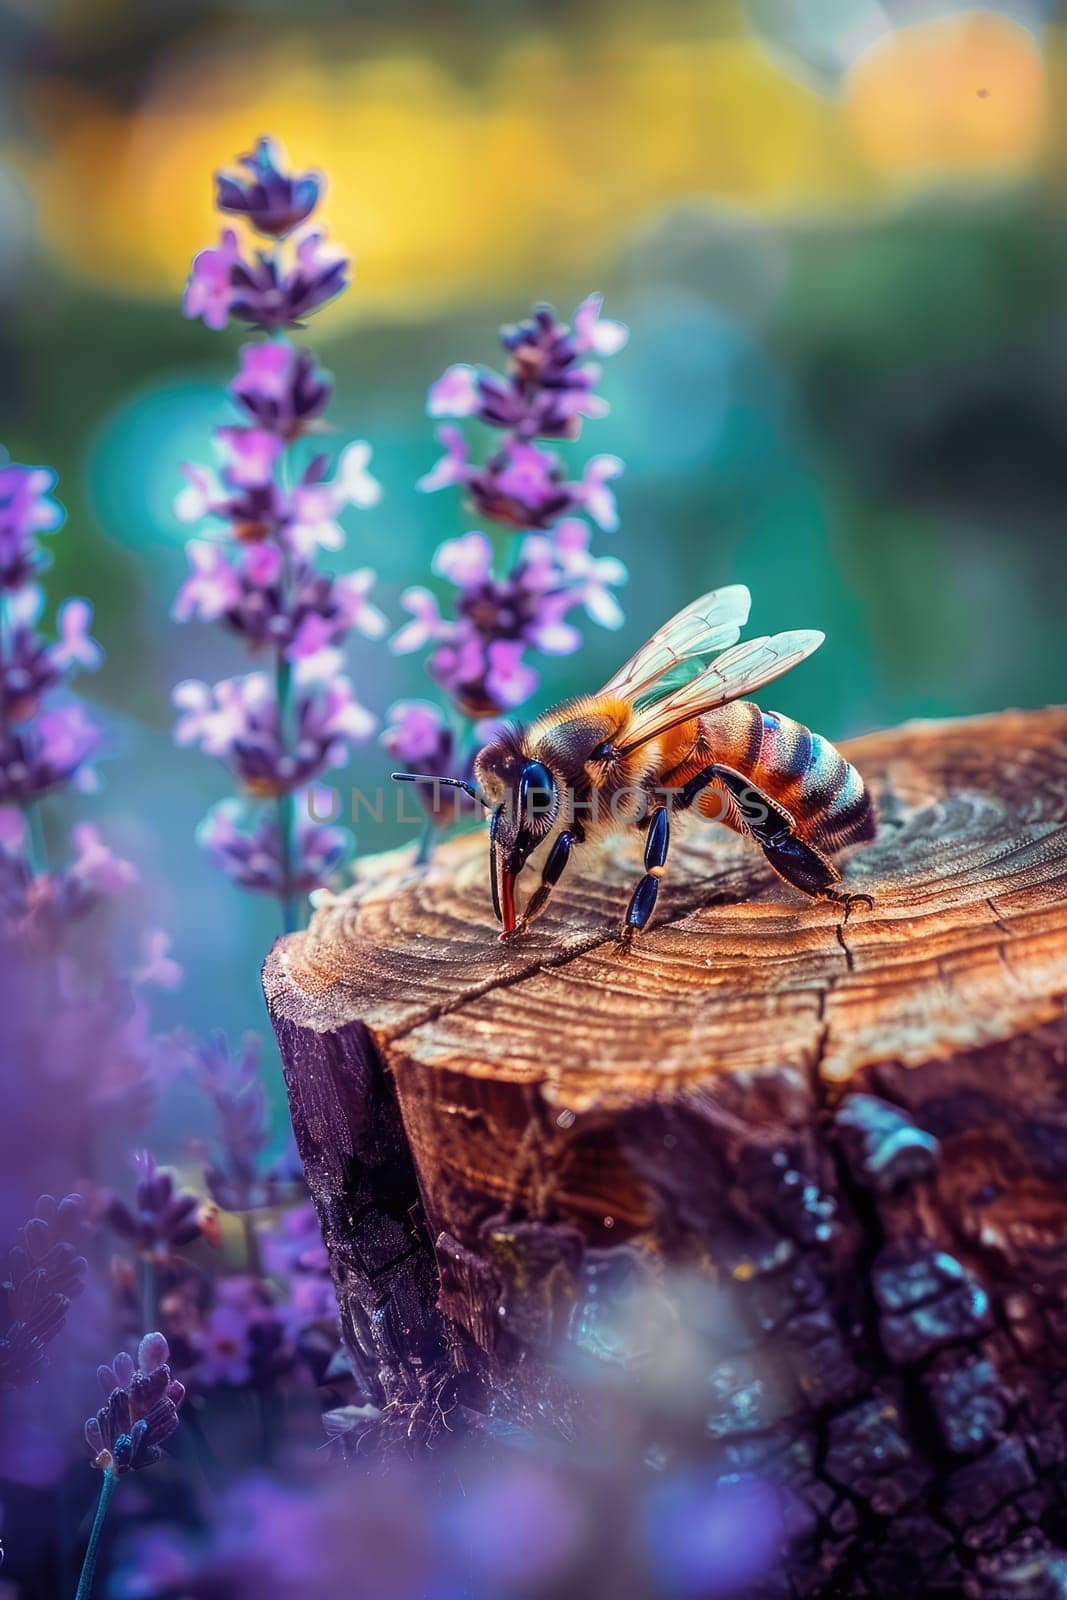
1,1194 -> 89,1391
427,295 -> 628,444
184,230 -> 348,335
189,1031 -> 271,1211
177,143 -> 385,921
228,234 -> 348,332
215,136 -> 322,239
104,1151 -> 204,1262
231,343 -> 332,438
0,701 -> 100,804
85,1331 -> 184,1473
420,433 -> 624,534
0,462 -> 64,591
391,523 -> 627,719
197,788 -> 351,899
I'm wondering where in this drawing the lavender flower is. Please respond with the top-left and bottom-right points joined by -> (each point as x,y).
420,431 -> 623,533
230,343 -> 332,437
188,1032 -> 271,1212
0,460 -> 64,592
399,299 -> 627,743
176,140 -> 385,930
0,1194 -> 88,1390
104,1152 -> 203,1263
185,228 -> 347,334
173,668 -> 373,795
215,137 -> 321,239
190,1277 -> 293,1391
428,295 -> 627,440
420,296 -> 626,530
197,788 -> 350,900
0,456 -> 102,807
85,1332 -> 185,1474
392,523 -> 625,718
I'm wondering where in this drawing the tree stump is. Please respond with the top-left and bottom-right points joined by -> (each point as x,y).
265,707 -> 1067,1597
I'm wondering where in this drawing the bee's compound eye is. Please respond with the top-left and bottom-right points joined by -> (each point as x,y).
519,761 -> 556,818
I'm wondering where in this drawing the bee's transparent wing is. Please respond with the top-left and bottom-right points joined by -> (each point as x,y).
598,584 -> 752,703
617,629 -> 825,754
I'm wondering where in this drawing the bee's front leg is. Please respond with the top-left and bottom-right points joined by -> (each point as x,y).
500,830 -> 579,942
619,807 -> 670,948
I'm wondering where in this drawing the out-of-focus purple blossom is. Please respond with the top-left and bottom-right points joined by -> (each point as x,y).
643,1471 -> 787,1597
104,1152 -> 203,1262
85,1332 -> 185,1474
392,526 -> 626,718
0,820 -> 138,933
188,1032 -> 270,1211
230,342 -> 332,437
0,461 -> 64,592
261,1198 -> 329,1280
132,930 -> 183,991
112,1468 -> 434,1600
66,822 -> 139,899
1,591 -> 101,722
441,1462 -> 588,1587
183,228 -> 241,331
381,700 -> 484,825
427,295 -> 628,442
194,1302 -> 253,1386
215,137 -> 322,239
173,670 -> 374,794
184,230 -> 348,334
0,1194 -> 88,1390
197,787 -> 351,899
188,1277 -> 293,1391
0,701 -> 100,804
0,457 -> 103,805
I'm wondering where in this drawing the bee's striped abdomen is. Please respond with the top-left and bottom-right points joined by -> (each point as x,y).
702,702 -> 875,854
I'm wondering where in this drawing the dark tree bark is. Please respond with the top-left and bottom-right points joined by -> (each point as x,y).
265,707 -> 1067,1597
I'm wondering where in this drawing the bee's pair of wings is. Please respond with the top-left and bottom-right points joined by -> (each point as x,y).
598,584 -> 824,755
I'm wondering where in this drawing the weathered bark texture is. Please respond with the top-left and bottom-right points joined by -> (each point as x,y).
265,708 -> 1067,1597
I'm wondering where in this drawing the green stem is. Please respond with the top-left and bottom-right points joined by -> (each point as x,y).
414,811 -> 435,867
241,1211 -> 263,1278
74,1469 -> 117,1600
275,652 -> 295,934
273,388 -> 300,937
22,797 -> 48,876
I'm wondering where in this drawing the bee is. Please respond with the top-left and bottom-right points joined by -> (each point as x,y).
394,585 -> 876,944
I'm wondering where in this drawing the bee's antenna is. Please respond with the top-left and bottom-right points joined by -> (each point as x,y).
391,772 -> 491,810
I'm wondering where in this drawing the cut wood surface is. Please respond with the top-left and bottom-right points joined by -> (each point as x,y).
266,707 -> 1067,1597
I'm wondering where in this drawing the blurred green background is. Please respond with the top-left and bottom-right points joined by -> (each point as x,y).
0,0 -> 1064,1050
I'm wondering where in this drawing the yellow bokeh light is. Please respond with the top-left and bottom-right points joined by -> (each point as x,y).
12,11 -> 1058,325
844,9 -> 1046,181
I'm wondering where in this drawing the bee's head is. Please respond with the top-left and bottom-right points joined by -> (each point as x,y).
474,731 -> 560,933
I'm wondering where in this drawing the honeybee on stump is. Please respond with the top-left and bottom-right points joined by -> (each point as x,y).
394,585 -> 876,944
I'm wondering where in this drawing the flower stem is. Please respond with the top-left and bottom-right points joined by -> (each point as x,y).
275,647 -> 298,935
273,402 -> 300,937
414,811 -> 434,867
74,1469 -> 117,1600
22,798 -> 48,876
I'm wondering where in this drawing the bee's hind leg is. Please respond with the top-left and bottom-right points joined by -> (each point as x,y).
759,833 -> 873,921
619,807 -> 670,948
